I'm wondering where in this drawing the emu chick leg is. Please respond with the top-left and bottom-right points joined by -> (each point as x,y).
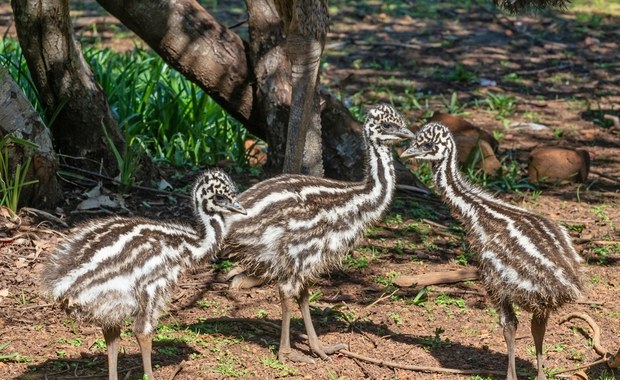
277,288 -> 313,363
135,333 -> 154,380
102,325 -> 121,380
531,313 -> 549,380
499,301 -> 519,380
298,288 -> 346,359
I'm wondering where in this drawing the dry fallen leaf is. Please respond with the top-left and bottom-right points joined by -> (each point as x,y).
77,195 -> 120,210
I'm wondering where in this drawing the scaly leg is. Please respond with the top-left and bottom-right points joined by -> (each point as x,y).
298,287 -> 346,360
135,333 -> 154,380
277,288 -> 314,363
102,325 -> 121,380
499,301 -> 519,380
531,313 -> 549,380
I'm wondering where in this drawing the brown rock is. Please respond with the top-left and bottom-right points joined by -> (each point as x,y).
429,112 -> 499,151
454,135 -> 501,175
429,112 -> 501,175
528,147 -> 590,183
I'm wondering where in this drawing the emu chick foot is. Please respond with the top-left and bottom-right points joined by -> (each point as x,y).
278,349 -> 315,364
308,341 -> 347,360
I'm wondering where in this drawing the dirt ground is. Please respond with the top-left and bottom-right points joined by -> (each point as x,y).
1,1 -> 619,379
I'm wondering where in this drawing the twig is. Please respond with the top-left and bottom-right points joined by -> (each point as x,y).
168,360 -> 186,380
20,207 -> 69,227
352,356 -> 374,379
59,163 -> 190,199
589,170 -> 620,185
551,357 -> 609,375
518,63 -> 573,76
339,349 -> 512,376
18,302 -> 53,310
363,288 -> 399,310
396,184 -> 431,195
559,312 -> 607,357
422,218 -> 449,230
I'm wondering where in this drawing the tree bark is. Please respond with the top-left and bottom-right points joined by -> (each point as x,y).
245,0 -> 290,172
275,0 -> 328,177
95,0 -> 369,179
11,0 -> 123,176
0,68 -> 62,208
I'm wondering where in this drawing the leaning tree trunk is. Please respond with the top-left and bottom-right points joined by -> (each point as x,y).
11,0 -> 123,176
245,0 -> 291,172
274,0 -> 327,177
95,0 -> 368,179
0,68 -> 62,208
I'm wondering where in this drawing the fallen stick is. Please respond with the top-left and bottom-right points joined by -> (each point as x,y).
339,349 -> 513,376
394,268 -> 479,288
560,312 -> 606,357
559,312 -> 620,369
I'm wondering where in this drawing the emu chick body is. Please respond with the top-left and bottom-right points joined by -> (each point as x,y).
224,104 -> 413,363
41,169 -> 245,380
402,123 -> 583,380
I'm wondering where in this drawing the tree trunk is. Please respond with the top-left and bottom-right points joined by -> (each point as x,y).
11,0 -> 123,176
276,0 -> 328,177
95,0 -> 368,179
245,0 -> 290,173
0,68 -> 62,208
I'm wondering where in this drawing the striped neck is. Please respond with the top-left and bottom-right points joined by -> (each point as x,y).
431,139 -> 482,225
191,209 -> 226,262
361,135 -> 397,218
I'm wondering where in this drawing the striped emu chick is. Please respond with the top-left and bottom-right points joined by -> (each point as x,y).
223,104 -> 413,363
40,169 -> 245,380
402,123 -> 583,380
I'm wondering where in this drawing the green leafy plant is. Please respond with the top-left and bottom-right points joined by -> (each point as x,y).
448,64 -> 477,83
101,120 -> 141,193
434,293 -> 466,309
0,135 -> 39,212
442,92 -> 467,115
260,354 -> 297,376
485,93 -> 517,119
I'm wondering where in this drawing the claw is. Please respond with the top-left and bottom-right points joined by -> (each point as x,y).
279,349 -> 315,364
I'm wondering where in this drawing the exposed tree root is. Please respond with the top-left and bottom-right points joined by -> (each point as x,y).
204,317 -> 515,376
338,349 -> 511,376
558,312 -> 620,372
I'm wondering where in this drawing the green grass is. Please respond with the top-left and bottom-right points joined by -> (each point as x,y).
260,354 -> 297,376
0,135 -> 39,212
434,293 -> 466,309
0,342 -> 32,363
0,38 -> 254,172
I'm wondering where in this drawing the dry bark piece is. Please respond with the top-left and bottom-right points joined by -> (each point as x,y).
528,147 -> 590,183
394,268 -> 479,288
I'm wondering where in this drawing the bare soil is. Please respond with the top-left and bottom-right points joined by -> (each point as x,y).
1,1 -> 619,379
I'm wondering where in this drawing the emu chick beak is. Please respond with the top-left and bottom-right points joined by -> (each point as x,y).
396,128 -> 415,140
400,145 -> 424,159
228,200 -> 247,215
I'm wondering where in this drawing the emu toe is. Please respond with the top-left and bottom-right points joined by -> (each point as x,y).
229,273 -> 264,290
313,342 -> 347,358
279,349 -> 316,364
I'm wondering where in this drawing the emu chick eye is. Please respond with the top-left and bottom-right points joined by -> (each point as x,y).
423,143 -> 433,150
214,195 -> 225,202
381,123 -> 392,130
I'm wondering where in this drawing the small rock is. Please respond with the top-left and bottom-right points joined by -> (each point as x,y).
528,147 -> 590,183
479,78 -> 497,87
